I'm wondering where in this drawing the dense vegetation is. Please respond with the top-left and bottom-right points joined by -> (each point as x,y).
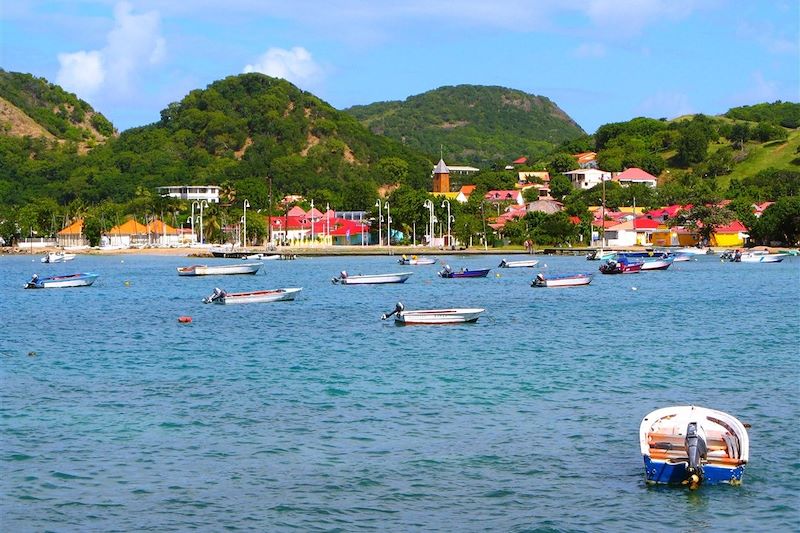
0,70 -> 798,247
346,85 -> 585,166
0,70 -> 113,140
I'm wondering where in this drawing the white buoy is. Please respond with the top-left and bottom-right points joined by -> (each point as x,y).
631,286 -> 638,291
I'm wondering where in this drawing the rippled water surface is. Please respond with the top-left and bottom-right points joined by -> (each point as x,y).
1,253 -> 799,531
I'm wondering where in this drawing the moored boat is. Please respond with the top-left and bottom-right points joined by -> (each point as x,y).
381,302 -> 484,325
203,287 -> 302,304
177,262 -> 262,276
398,254 -> 437,265
498,258 -> 540,268
737,250 -> 785,263
674,246 -> 714,255
242,253 -> 281,260
531,272 -> 592,288
41,251 -> 76,263
25,272 -> 98,289
331,271 -> 413,284
640,257 -> 674,271
437,265 -> 491,278
587,249 -> 615,261
640,405 -> 749,487
599,257 -> 642,274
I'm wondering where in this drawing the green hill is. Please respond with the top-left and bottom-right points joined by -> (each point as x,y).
345,85 -> 585,166
0,69 -> 114,143
0,72 -> 433,210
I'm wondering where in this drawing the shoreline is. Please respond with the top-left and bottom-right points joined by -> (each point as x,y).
2,244 -> 792,258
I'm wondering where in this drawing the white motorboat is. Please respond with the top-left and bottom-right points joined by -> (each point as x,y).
531,272 -> 593,288
25,272 -> 98,289
242,253 -> 281,260
381,302 -> 484,324
674,246 -> 713,255
640,405 -> 749,487
640,257 -> 674,271
737,250 -> 784,263
331,271 -> 413,284
498,258 -> 540,268
41,251 -> 76,263
398,255 -> 436,265
177,262 -> 262,276
203,287 -> 302,304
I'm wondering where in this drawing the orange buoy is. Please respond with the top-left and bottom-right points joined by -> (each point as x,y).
177,316 -> 192,323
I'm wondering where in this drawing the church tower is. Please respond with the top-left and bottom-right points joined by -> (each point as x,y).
432,158 -> 450,193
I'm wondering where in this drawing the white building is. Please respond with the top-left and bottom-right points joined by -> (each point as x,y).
157,185 -> 221,203
562,169 -> 611,190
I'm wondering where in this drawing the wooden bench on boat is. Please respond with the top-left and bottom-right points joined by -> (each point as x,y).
647,431 -> 746,466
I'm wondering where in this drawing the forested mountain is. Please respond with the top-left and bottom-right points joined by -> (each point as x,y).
0,72 -> 432,210
345,85 -> 585,166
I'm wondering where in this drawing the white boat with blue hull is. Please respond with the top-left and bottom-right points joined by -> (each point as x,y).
640,405 -> 749,488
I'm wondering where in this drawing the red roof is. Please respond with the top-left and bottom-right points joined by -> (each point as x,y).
569,216 -> 581,224
485,190 -> 520,201
592,219 -> 618,229
512,156 -> 528,164
633,217 -> 660,230
714,220 -> 748,233
615,167 -> 658,182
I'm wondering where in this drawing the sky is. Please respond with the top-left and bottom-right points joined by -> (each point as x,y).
1,1 -> 798,134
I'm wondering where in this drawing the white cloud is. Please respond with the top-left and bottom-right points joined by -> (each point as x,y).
636,91 -> 694,119
243,47 -> 323,88
56,51 -> 105,95
55,1 -> 165,98
730,71 -> 779,105
573,42 -> 606,58
582,0 -> 707,36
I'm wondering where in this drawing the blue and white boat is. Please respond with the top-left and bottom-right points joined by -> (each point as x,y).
640,405 -> 749,488
25,272 -> 98,289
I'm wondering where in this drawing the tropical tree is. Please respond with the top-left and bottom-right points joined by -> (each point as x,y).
751,197 -> 800,245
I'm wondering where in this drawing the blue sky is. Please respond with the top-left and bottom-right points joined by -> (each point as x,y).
1,1 -> 798,134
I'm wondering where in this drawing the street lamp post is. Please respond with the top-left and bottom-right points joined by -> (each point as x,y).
310,199 -> 315,244
441,199 -> 451,248
384,201 -> 391,246
190,201 -> 198,242
375,199 -> 382,246
275,219 -> 281,245
423,199 -> 434,246
242,199 -> 250,248
198,200 -> 208,245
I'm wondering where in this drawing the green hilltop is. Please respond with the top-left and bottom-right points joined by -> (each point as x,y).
345,85 -> 585,166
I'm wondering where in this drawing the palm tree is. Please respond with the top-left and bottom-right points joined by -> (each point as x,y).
219,181 -> 237,207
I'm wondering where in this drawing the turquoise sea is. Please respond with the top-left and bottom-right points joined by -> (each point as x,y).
1,253 -> 799,532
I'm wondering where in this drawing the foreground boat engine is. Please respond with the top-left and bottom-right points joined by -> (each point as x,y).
203,287 -> 226,304
381,302 -> 404,320
684,422 -> 708,488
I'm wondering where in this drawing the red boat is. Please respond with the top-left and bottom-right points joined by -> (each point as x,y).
599,257 -> 642,274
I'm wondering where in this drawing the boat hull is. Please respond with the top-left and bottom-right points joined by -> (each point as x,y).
213,288 -> 301,304
499,259 -> 539,268
335,272 -> 413,284
41,253 -> 76,263
395,308 -> 484,325
643,455 -> 745,485
739,254 -> 784,263
398,256 -> 436,265
26,273 -> 98,289
178,263 -> 262,276
599,262 -> 642,274
439,268 -> 491,278
532,274 -> 592,288
640,258 -> 673,271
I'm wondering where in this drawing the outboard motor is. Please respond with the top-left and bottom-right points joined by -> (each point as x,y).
381,301 -> 404,320
684,422 -> 707,487
203,287 -> 225,304
25,273 -> 40,289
